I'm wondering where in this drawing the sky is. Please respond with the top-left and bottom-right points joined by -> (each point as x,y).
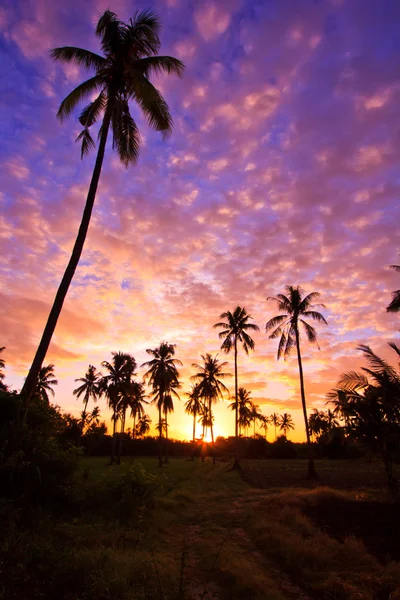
1,0 -> 399,442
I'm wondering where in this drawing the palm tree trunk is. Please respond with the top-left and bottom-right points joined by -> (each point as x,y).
81,395 -> 89,434
295,326 -> 316,478
117,408 -> 126,465
191,411 -> 196,461
233,336 -> 240,469
111,407 -> 117,465
210,400 -> 216,465
164,411 -> 169,464
21,105 -> 113,407
158,403 -> 162,468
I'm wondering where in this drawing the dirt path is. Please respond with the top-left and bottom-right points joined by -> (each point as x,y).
151,461 -> 312,600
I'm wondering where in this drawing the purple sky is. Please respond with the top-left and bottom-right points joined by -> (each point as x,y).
1,0 -> 399,440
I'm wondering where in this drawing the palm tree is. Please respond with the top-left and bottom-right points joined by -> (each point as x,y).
101,352 -> 135,464
270,412 -> 280,441
116,355 -> 137,463
229,387 -> 253,437
73,364 -> 102,432
35,364 -> 58,403
266,286 -> 327,478
279,413 -> 295,438
191,354 -> 230,464
129,382 -> 147,438
328,343 -> 400,488
214,307 -> 259,467
387,262 -> 400,313
0,347 -> 6,390
21,10 -> 185,406
142,342 -> 181,467
250,403 -> 262,438
136,414 -> 152,438
185,384 -> 203,459
260,415 -> 270,440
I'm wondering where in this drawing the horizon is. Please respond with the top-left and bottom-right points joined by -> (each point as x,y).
1,0 -> 399,443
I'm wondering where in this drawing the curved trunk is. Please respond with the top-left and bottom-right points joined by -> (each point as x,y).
295,324 -> 316,478
21,104 -> 113,407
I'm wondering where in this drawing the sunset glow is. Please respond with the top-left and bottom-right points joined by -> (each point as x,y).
1,0 -> 399,442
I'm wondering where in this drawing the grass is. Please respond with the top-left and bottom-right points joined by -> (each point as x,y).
1,456 -> 400,599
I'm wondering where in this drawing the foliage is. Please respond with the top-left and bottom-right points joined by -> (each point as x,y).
328,343 -> 400,488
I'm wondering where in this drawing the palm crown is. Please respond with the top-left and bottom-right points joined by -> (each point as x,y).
51,9 -> 185,163
214,307 -> 260,355
265,285 -> 327,359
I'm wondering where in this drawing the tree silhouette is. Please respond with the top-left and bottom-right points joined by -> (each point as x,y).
229,387 -> 253,437
136,414 -> 152,438
191,354 -> 230,464
328,343 -> 400,488
142,342 -> 181,467
266,286 -> 327,478
185,384 -> 203,459
100,352 -> 135,464
279,413 -> 295,438
73,364 -> 102,432
35,364 -> 58,404
214,307 -> 259,467
387,262 -> 400,313
270,412 -> 280,441
21,10 -> 184,406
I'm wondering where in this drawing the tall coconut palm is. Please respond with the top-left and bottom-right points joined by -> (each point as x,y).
279,413 -> 295,438
266,286 -> 327,478
185,384 -> 202,460
191,354 -> 230,464
21,10 -> 185,406
35,364 -> 58,404
270,412 -> 280,441
214,307 -> 259,467
142,342 -> 181,467
73,364 -> 102,432
101,351 -> 135,464
387,262 -> 400,313
136,414 -> 152,438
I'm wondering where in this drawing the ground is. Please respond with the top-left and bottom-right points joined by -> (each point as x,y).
2,457 -> 400,600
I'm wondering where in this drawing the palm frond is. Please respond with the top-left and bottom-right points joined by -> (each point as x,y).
57,75 -> 101,121
76,128 -> 95,158
387,290 -> 400,313
79,90 -> 107,127
265,314 -> 287,332
338,371 -> 369,390
390,264 -> 400,273
112,98 -> 140,166
50,46 -> 106,70
130,76 -> 173,138
300,319 -> 318,344
302,310 -> 328,325
277,331 -> 287,360
125,9 -> 161,56
135,56 -> 185,78
357,344 -> 399,382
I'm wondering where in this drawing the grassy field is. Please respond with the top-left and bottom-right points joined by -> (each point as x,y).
2,456 -> 400,600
